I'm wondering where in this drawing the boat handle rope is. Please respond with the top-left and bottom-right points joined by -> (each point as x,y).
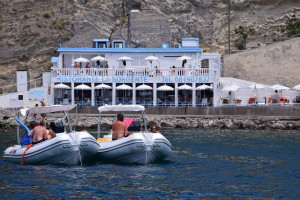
21,144 -> 33,165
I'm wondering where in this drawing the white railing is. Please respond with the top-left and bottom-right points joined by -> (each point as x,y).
52,68 -> 211,78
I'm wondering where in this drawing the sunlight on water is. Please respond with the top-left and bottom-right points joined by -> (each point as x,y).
1,129 -> 300,199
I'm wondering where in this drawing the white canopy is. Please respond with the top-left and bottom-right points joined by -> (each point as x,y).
178,84 -> 193,90
176,56 -> 193,61
197,85 -> 213,90
248,83 -> 265,89
222,84 -> 240,92
74,57 -> 89,63
94,83 -> 112,89
20,105 -> 76,116
90,56 -> 106,62
75,84 -> 91,90
53,83 -> 71,89
157,84 -> 174,91
116,84 -> 133,90
271,84 -> 290,91
292,84 -> 300,91
136,84 -> 153,90
144,56 -> 159,61
98,105 -> 145,112
117,56 -> 134,61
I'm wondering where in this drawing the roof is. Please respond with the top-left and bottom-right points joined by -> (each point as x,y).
98,105 -> 145,112
57,47 -> 202,53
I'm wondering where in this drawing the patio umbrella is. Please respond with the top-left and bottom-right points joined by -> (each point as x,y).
292,84 -> 300,91
136,84 -> 153,90
157,84 -> 174,105
177,56 -> 192,68
222,84 -> 240,92
196,85 -> 213,90
116,84 -> 133,104
136,84 -> 153,104
74,57 -> 89,63
74,84 -> 91,104
94,83 -> 112,89
178,84 -> 193,104
95,84 -> 111,105
54,83 -> 70,104
196,84 -> 213,99
117,56 -> 133,67
176,56 -> 193,61
222,84 -> 240,104
53,83 -> 70,89
74,84 -> 91,90
90,56 -> 106,62
144,56 -> 159,69
248,83 -> 265,102
270,84 -> 290,91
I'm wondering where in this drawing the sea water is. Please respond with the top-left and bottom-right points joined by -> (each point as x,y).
1,129 -> 300,199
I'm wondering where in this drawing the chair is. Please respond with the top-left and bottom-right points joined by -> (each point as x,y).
201,99 -> 208,106
248,98 -> 255,104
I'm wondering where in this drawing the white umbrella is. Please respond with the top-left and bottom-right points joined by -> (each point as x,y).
248,83 -> 265,89
95,84 -> 111,105
270,84 -> 290,91
222,84 -> 240,92
53,83 -> 71,89
74,84 -> 91,90
90,56 -> 106,62
54,83 -> 70,104
196,85 -> 213,90
157,84 -> 174,91
117,56 -> 133,61
144,56 -> 159,61
178,84 -> 193,90
74,57 -> 89,63
157,84 -> 174,105
292,84 -> 300,91
136,84 -> 153,90
176,56 -> 193,61
116,84 -> 133,90
116,84 -> 132,104
248,83 -> 265,103
94,83 -> 112,89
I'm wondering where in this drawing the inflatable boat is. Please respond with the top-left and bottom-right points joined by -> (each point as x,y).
3,105 -> 99,165
96,105 -> 173,164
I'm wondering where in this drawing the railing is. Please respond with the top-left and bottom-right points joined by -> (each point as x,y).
0,77 -> 43,96
52,68 -> 211,78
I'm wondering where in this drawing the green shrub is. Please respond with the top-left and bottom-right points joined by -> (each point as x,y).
52,19 -> 64,28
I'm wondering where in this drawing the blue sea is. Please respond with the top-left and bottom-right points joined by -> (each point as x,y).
1,129 -> 300,199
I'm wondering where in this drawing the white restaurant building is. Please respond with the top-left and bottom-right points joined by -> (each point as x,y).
50,38 -> 221,107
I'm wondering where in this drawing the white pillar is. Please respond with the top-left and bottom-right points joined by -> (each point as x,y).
71,82 -> 75,105
91,82 -> 95,106
112,83 -> 116,105
192,82 -> 196,107
153,83 -> 157,106
175,82 -> 178,106
132,83 -> 136,104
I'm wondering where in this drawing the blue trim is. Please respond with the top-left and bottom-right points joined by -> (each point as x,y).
51,57 -> 58,63
93,39 -> 109,42
58,47 -> 202,53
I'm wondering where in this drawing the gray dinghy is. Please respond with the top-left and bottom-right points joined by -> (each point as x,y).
96,105 -> 173,164
3,105 -> 99,165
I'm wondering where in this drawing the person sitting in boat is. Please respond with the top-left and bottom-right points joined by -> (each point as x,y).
150,125 -> 160,133
47,130 -> 56,139
28,120 -> 48,145
112,113 -> 132,140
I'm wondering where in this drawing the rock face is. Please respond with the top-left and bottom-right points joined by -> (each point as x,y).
1,0 -> 299,88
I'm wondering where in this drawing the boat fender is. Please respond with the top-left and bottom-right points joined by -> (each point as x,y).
21,144 -> 33,165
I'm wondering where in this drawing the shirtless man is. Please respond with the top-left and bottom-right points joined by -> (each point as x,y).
112,113 -> 131,140
28,121 -> 48,144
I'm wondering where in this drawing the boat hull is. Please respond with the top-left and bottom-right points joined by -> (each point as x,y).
3,132 -> 99,165
96,132 -> 172,164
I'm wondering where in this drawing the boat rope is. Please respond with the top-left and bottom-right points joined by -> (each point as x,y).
21,144 -> 33,164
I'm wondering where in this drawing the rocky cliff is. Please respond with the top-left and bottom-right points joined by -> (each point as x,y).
1,0 -> 299,88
